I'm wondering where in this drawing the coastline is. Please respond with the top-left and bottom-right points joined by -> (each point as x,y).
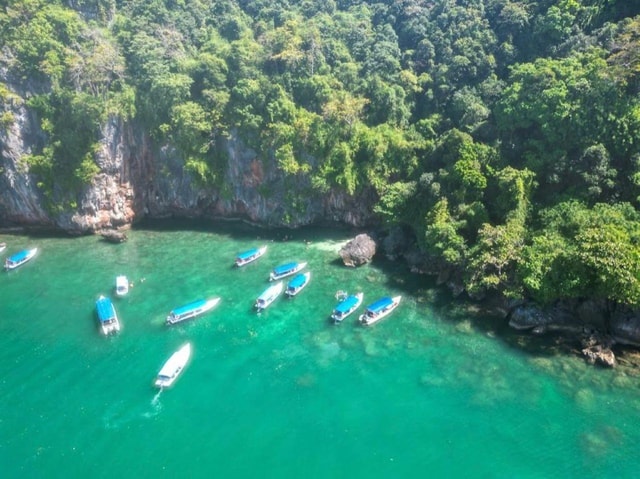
2,215 -> 639,366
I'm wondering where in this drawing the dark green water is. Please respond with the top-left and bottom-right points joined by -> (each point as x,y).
1,221 -> 640,478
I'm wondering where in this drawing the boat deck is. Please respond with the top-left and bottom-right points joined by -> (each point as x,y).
96,296 -> 117,322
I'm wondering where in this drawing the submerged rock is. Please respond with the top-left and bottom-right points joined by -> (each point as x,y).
339,233 -> 376,267
581,345 -> 617,368
101,229 -> 127,243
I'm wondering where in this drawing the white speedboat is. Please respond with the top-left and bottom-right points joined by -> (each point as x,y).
155,343 -> 192,388
115,275 -> 129,296
96,295 -> 120,335
166,297 -> 221,325
269,261 -> 307,281
359,296 -> 401,326
235,245 -> 267,267
331,292 -> 364,323
4,247 -> 37,270
255,281 -> 283,311
285,272 -> 311,297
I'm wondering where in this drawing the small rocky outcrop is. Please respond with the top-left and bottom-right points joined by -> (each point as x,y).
339,233 -> 376,267
581,346 -> 616,367
508,300 -> 621,366
581,334 -> 617,368
100,229 -> 127,243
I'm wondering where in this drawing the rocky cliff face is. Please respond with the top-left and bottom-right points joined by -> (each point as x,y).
0,88 -> 374,233
0,93 -> 52,228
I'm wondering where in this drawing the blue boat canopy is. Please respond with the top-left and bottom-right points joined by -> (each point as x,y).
335,295 -> 360,313
273,262 -> 298,275
237,248 -> 259,260
8,249 -> 30,262
172,299 -> 206,317
366,297 -> 393,313
288,273 -> 307,288
96,297 -> 116,322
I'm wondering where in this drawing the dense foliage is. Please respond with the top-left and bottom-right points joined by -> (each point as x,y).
2,0 -> 640,308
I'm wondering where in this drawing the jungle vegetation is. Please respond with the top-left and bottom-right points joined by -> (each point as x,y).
2,0 -> 640,308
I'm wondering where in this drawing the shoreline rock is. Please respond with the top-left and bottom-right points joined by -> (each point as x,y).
339,233 -> 376,267
100,229 -> 128,243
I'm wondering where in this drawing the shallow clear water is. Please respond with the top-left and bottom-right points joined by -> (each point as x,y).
1,220 -> 640,478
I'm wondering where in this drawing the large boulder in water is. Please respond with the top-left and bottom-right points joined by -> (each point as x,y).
100,229 -> 127,243
339,233 -> 376,267
581,334 -> 617,368
581,346 -> 616,368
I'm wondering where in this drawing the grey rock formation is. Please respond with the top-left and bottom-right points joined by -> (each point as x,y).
581,346 -> 616,368
0,94 -> 52,227
0,95 -> 376,232
339,233 -> 376,267
507,301 -> 587,333
609,306 -> 640,347
508,303 -> 555,330
581,334 -> 617,367
100,229 -> 128,243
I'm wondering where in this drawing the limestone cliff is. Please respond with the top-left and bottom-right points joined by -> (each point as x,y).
0,90 -> 52,227
0,91 -> 373,233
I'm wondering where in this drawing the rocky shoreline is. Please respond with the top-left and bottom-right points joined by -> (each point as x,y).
365,227 -> 640,368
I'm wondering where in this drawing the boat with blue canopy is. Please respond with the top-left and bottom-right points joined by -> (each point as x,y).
269,261 -> 307,281
235,245 -> 267,267
166,297 -> 220,325
285,272 -> 311,297
359,296 -> 401,326
96,295 -> 120,335
4,247 -> 37,271
255,281 -> 283,311
331,292 -> 364,323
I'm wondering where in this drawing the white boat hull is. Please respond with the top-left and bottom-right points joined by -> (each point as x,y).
359,296 -> 402,326
236,245 -> 267,267
96,295 -> 120,335
285,272 -> 311,297
115,275 -> 129,296
269,262 -> 307,281
101,321 -> 120,335
4,247 -> 37,271
155,343 -> 192,388
331,292 -> 364,323
255,282 -> 283,311
166,298 -> 220,325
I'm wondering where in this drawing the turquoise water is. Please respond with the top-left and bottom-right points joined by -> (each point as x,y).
1,221 -> 640,478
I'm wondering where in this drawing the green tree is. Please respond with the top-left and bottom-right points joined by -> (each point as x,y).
519,201 -> 640,306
